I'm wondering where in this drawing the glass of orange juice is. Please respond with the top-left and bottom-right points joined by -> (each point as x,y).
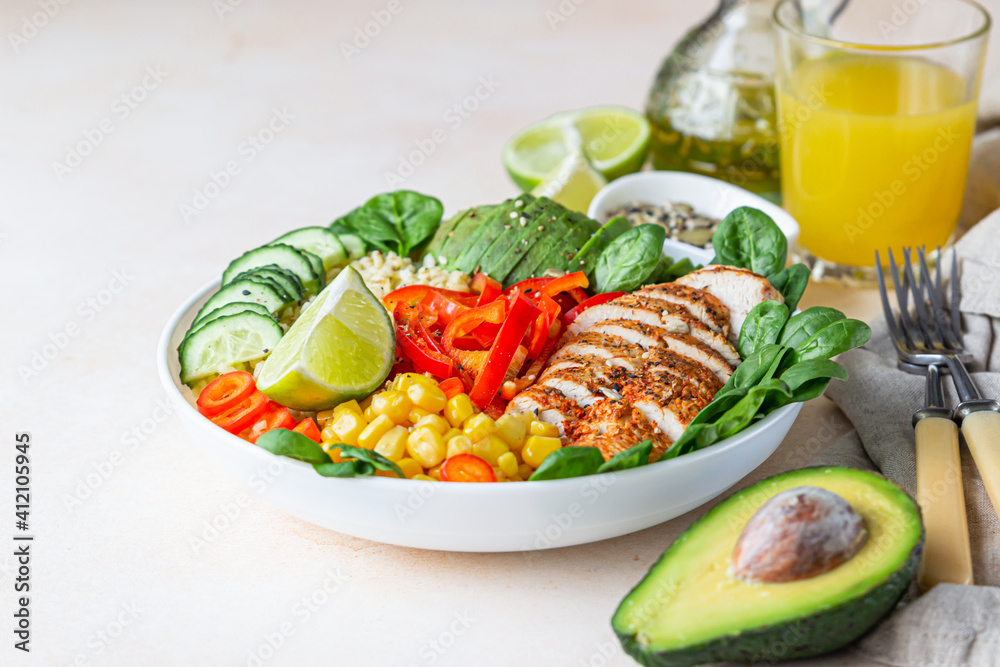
774,0 -> 989,283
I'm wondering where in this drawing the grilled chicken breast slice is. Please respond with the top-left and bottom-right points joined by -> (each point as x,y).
675,265 -> 783,344
587,318 -> 740,368
567,401 -> 673,461
636,283 -> 730,338
506,385 -> 581,436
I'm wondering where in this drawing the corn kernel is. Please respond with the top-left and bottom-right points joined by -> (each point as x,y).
371,390 -> 412,425
365,406 -> 380,422
375,469 -> 399,478
357,414 -> 395,449
516,411 -> 535,426
322,442 -> 344,463
444,393 -> 475,428
494,413 -> 527,448
320,423 -> 337,442
396,458 -> 423,479
407,382 -> 448,412
523,436 -> 562,467
472,435 -> 509,465
427,464 -> 442,480
497,452 -> 519,477
334,400 -> 362,417
359,395 -> 373,410
330,410 -> 367,446
393,372 -> 437,392
316,409 -> 336,427
508,474 -> 523,482
415,414 -> 450,435
408,407 -> 433,425
517,463 -> 533,479
413,474 -> 435,481
463,413 -> 496,443
529,420 -> 560,438
406,427 -> 447,468
443,427 -> 462,442
374,425 -> 409,461
446,434 -> 473,458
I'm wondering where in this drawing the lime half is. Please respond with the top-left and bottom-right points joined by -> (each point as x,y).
531,151 -> 607,213
255,267 -> 394,411
503,106 -> 650,190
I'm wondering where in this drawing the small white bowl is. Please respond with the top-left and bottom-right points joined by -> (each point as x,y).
158,280 -> 802,552
587,171 -> 800,266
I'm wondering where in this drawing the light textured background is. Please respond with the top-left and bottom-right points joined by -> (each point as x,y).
2,1 -> 999,665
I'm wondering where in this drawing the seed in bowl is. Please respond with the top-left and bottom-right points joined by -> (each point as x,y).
606,200 -> 720,248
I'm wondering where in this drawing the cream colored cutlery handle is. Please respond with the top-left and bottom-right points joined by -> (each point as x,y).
915,416 -> 973,590
962,410 -> 1000,521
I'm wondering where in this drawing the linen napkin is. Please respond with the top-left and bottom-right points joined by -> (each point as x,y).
820,207 -> 1000,666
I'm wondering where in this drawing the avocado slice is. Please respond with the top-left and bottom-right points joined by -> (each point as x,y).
612,467 -> 923,666
455,196 -> 534,277
506,207 -> 601,283
476,197 -> 561,284
422,207 -> 472,262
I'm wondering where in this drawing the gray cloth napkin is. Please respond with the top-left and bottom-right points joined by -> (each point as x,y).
822,207 -> 1000,666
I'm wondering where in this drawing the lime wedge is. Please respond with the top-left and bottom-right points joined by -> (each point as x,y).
503,106 -> 650,190
255,267 -> 395,411
531,151 -> 607,213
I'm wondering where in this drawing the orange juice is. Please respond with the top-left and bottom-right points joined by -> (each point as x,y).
779,55 -> 977,266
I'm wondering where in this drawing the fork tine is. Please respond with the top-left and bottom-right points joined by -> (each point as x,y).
888,248 -> 922,348
916,246 -> 954,348
903,247 -> 941,347
875,251 -> 907,348
950,247 -> 962,344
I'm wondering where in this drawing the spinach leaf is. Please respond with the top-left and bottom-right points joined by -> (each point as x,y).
528,446 -> 605,480
711,207 -> 787,277
594,224 -> 666,293
794,319 -> 872,362
596,440 -> 653,473
725,344 -> 793,393
778,307 -> 846,348
768,263 -> 811,311
763,359 -> 849,411
334,445 -> 405,478
333,191 -> 443,257
737,301 -> 790,358
314,460 -> 375,477
256,429 -> 330,464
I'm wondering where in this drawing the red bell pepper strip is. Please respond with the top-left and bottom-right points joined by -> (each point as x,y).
398,327 -> 454,377
211,390 -> 269,434
421,290 -> 470,327
248,403 -> 296,442
440,453 -> 496,482
292,418 -> 322,443
468,295 -> 540,407
471,273 -> 502,306
384,285 -> 476,314
503,277 -> 552,298
563,291 -> 627,324
438,377 -> 465,399
500,321 -> 565,400
442,300 -> 506,353
542,271 -> 589,298
197,371 -> 255,416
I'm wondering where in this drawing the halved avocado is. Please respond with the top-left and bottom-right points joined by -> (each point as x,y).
613,467 -> 923,666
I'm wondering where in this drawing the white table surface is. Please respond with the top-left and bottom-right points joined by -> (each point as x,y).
4,1 -> 1000,665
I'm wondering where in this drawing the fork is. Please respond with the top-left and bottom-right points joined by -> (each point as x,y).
876,248 -> 974,589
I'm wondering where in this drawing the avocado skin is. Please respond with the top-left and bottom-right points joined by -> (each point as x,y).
613,467 -> 924,667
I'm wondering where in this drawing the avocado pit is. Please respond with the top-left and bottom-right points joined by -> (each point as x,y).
732,486 -> 868,583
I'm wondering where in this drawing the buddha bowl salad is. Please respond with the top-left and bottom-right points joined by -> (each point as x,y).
178,190 -> 870,483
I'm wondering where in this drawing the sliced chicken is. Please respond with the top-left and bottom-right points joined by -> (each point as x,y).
506,385 -> 581,436
567,401 -> 673,461
675,265 -> 783,344
587,319 -> 740,368
636,283 -> 730,338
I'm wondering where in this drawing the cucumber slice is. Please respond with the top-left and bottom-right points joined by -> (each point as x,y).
300,249 -> 326,291
233,266 -> 302,301
185,302 -> 276,338
193,280 -> 288,327
222,244 -> 321,296
270,227 -> 348,272
179,312 -> 284,385
329,222 -> 367,260
232,272 -> 293,301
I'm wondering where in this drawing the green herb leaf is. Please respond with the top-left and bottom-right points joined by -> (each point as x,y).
724,344 -> 792,394
335,444 -> 406,478
768,263 -> 811,311
793,319 -> 872,362
778,307 -> 846,348
737,301 -> 790,358
256,429 -> 331,464
333,191 -> 443,257
528,446 -> 605,480
596,440 -> 653,473
594,224 -> 667,293
313,460 -> 375,477
711,207 -> 787,277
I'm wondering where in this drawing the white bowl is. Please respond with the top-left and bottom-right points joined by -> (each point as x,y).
587,171 -> 800,266
157,280 -> 803,553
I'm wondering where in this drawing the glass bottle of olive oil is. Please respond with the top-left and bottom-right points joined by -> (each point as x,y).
646,0 -> 781,202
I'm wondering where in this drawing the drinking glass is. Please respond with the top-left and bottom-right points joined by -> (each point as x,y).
774,0 -> 990,284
